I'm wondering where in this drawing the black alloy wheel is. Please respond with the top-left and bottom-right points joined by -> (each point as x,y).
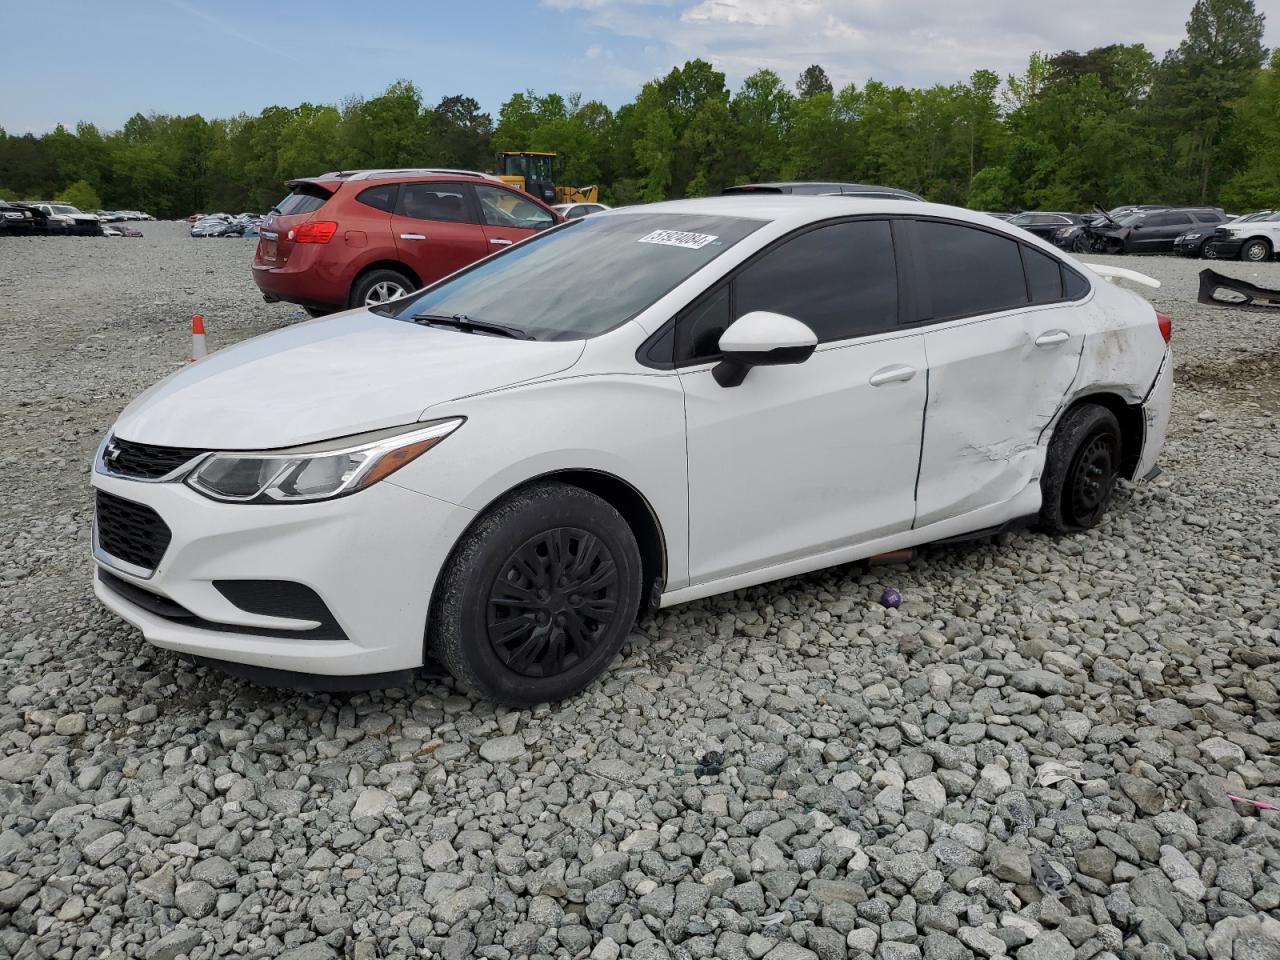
486,527 -> 620,678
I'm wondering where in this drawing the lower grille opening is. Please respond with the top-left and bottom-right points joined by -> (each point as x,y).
98,570 -> 348,642
96,491 -> 172,572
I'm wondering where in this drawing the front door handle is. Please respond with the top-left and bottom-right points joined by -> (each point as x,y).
399,233 -> 426,241
489,238 -> 513,246
1035,330 -> 1070,346
869,364 -> 917,387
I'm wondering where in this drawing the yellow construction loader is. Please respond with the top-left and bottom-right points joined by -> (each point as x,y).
496,151 -> 599,206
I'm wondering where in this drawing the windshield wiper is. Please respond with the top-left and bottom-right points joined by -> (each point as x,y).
410,313 -> 531,340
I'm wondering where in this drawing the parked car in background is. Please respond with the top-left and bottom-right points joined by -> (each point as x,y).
93,196 -> 1171,703
191,214 -> 236,237
552,201 -> 611,219
1170,210 -> 1273,257
723,181 -> 924,201
26,202 -> 102,235
0,200 -> 37,234
1066,207 -> 1227,254
252,168 -> 561,316
980,212 -> 1015,221
1007,211 -> 1088,242
1203,212 -> 1280,262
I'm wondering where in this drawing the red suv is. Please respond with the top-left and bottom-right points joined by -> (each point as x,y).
252,169 -> 561,316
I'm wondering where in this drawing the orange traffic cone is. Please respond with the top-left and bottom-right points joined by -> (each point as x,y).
190,314 -> 207,362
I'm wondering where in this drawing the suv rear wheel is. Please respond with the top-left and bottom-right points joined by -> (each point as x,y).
349,268 -> 415,309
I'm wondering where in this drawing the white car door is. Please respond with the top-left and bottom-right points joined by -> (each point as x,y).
676,219 -> 928,585
908,220 -> 1087,527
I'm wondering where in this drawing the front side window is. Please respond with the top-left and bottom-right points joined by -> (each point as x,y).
914,220 -> 1027,321
397,183 -> 470,223
393,213 -> 763,341
734,220 -> 898,343
473,184 -> 554,231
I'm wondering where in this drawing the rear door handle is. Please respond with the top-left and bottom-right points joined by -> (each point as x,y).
869,364 -> 917,387
1035,330 -> 1070,346
399,233 -> 426,241
490,238 -> 513,246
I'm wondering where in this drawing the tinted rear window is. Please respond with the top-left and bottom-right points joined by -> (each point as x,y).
915,220 -> 1027,320
1023,245 -> 1063,303
357,184 -> 398,213
275,184 -> 331,216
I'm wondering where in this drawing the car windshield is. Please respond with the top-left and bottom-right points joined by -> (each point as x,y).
50,205 -> 79,215
392,212 -> 765,341
1116,212 -> 1146,226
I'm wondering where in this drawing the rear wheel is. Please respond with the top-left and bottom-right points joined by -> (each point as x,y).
430,483 -> 642,706
349,268 -> 415,309
1243,238 -> 1271,263
1039,404 -> 1122,534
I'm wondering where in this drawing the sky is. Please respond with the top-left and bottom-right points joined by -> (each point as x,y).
3,0 -> 1280,134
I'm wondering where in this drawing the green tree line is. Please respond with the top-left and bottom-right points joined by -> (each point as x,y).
2,0 -> 1275,218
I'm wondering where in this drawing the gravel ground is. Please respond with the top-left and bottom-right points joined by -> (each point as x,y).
0,223 -> 1278,960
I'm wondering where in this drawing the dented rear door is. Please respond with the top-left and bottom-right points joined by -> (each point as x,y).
907,220 -> 1085,528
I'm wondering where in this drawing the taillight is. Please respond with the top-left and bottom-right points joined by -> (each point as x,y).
1156,311 -> 1172,343
291,221 -> 338,244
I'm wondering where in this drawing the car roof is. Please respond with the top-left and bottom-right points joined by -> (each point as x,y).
298,168 -> 505,186
724,181 -> 923,200
599,195 -> 1012,232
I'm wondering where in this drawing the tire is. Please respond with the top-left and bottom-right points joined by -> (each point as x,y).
1039,404 -> 1123,535
303,306 -> 333,319
348,268 -> 415,309
430,482 -> 643,706
1242,238 -> 1271,263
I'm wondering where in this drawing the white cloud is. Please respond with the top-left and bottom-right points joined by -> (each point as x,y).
544,0 -> 1280,94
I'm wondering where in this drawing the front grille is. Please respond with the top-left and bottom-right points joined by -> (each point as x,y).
104,437 -> 206,480
96,491 -> 172,572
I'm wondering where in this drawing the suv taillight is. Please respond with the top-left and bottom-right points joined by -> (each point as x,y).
291,221 -> 338,244
1156,311 -> 1172,343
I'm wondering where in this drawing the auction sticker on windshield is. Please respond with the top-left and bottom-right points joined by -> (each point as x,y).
638,229 -> 718,250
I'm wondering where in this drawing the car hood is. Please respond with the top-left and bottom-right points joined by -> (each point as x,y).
112,310 -> 586,449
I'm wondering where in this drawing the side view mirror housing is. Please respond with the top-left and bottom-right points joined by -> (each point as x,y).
713,311 -> 818,388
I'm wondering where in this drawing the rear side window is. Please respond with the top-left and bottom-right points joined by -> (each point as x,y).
1165,213 -> 1193,226
275,184 -> 330,216
398,183 -> 471,223
734,220 -> 898,343
1063,266 -> 1091,299
914,220 -> 1027,320
356,183 -> 398,213
1194,211 -> 1221,223
1023,246 -> 1063,303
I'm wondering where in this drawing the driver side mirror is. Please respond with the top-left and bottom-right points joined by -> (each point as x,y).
713,311 -> 818,388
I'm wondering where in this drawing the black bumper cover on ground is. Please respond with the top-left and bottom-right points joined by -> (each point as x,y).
1198,268 -> 1280,309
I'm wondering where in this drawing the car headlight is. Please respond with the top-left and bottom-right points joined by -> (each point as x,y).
184,418 -> 463,504
1183,233 -> 1202,240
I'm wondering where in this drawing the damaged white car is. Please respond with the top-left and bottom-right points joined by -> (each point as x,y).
91,197 -> 1173,704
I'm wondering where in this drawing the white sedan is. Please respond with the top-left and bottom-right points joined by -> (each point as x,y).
91,197 -> 1173,704
552,201 -> 611,219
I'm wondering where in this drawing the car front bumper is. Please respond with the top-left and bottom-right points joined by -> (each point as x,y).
1172,238 -> 1206,257
1204,238 -> 1243,258
90,470 -> 475,676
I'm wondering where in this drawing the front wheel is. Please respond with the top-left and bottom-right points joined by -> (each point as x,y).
1243,238 -> 1271,263
429,482 -> 643,706
1039,404 -> 1122,534
349,268 -> 415,309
